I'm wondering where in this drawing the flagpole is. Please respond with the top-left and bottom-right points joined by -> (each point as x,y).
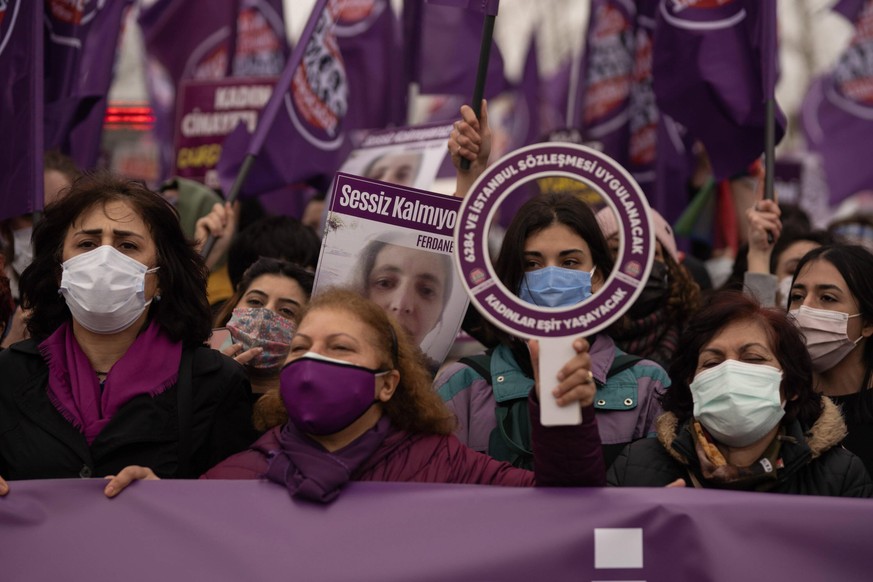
764,97 -> 775,202
460,12 -> 496,171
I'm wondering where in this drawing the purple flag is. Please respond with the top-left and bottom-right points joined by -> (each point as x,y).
541,56 -> 573,134
833,0 -> 868,21
139,0 -> 240,182
802,2 -> 873,204
0,0 -> 43,220
652,0 -> 786,180
43,0 -> 134,171
234,0 -> 288,77
3,480 -> 873,582
627,0 -> 658,197
335,0 -> 404,131
139,0 -> 288,183
576,0 -> 636,167
517,34 -> 541,148
411,1 -> 509,97
216,0 -> 350,197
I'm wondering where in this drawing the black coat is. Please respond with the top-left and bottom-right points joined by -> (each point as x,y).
607,398 -> 873,498
0,339 -> 258,481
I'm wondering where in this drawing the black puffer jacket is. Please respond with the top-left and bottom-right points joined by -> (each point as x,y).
0,339 -> 258,481
607,397 -> 872,497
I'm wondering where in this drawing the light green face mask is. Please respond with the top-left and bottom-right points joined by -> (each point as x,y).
690,359 -> 785,448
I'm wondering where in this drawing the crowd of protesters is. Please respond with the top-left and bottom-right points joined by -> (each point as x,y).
1,98 -> 872,501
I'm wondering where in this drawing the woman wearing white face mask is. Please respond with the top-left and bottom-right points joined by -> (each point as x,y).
0,173 -> 257,498
788,244 -> 873,477
608,292 -> 871,496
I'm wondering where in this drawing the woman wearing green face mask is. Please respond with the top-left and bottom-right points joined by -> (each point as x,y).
608,291 -> 871,497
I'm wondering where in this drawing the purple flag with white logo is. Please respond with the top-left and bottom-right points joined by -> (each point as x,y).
652,0 -> 786,180
139,0 -> 288,183
802,1 -> 873,204
139,0 -> 240,182
43,0 -> 134,171
576,0 -> 636,167
0,0 -> 43,220
410,0 -> 509,97
336,0 -> 403,131
216,0 -> 350,197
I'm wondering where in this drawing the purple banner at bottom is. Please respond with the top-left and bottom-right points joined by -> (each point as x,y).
1,480 -> 871,581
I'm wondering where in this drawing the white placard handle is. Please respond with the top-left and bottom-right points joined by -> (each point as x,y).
537,336 -> 583,426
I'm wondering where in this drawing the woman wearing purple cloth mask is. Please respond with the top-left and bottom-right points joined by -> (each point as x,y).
213,257 -> 313,419
787,244 -> 873,476
201,289 -> 606,502
437,103 -> 670,470
0,173 -> 256,499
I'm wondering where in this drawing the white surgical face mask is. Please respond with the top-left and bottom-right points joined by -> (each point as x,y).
690,360 -> 785,448
59,245 -> 159,334
789,306 -> 863,373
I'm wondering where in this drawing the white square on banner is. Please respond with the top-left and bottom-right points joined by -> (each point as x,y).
594,528 -> 643,569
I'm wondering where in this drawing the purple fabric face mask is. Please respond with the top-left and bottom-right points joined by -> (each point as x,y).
280,352 -> 386,436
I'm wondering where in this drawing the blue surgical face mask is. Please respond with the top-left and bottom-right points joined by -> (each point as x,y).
518,266 -> 595,308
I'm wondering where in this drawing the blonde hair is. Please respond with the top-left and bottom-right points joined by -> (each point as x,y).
253,287 -> 456,434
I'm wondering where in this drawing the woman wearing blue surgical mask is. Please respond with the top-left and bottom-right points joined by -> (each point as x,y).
202,289 -> 606,501
787,244 -> 873,477
435,188 -> 671,470
0,172 -> 257,499
608,291 -> 870,497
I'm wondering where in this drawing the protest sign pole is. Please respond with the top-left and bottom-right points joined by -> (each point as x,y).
763,0 -> 777,203
459,12 -> 496,171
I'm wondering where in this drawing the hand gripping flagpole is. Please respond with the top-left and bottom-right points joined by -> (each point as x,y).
460,9 -> 497,171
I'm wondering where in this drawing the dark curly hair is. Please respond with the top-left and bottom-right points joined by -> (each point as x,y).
20,171 -> 212,346
662,291 -> 822,428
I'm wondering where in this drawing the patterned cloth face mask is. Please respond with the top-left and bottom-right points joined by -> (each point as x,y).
227,307 -> 297,370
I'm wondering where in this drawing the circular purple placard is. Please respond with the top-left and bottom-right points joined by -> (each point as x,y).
453,143 -> 654,340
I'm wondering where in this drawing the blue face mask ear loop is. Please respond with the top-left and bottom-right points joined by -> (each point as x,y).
518,270 -> 542,307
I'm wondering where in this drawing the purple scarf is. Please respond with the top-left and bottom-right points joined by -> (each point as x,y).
39,320 -> 183,444
264,415 -> 392,503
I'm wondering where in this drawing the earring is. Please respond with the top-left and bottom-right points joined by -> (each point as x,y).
154,294 -> 162,302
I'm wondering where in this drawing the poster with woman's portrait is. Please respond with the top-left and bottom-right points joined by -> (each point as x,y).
337,122 -> 453,191
313,173 -> 468,369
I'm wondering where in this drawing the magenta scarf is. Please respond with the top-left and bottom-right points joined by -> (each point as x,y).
39,320 -> 183,444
